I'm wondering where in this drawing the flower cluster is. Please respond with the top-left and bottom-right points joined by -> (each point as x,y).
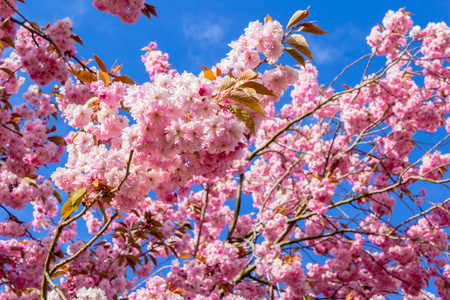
0,18 -> 17,58
15,26 -> 69,85
92,0 -> 146,24
47,17 -> 77,55
367,9 -> 413,58
0,0 -> 17,19
218,19 -> 284,77
2,4 -> 450,300
141,41 -> 176,81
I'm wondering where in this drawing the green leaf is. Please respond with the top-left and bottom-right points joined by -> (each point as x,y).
287,7 -> 310,29
286,34 -> 310,48
69,187 -> 86,211
238,81 -> 276,96
227,91 -> 266,117
298,22 -> 329,35
284,47 -> 306,67
227,105 -> 256,134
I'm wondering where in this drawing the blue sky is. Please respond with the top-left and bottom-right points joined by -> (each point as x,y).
9,1 -> 449,232
4,1 -> 450,296
18,0 -> 450,88
13,0 -> 450,190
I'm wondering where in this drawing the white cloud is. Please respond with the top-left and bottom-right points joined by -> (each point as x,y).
183,20 -> 225,45
305,21 -> 368,65
308,39 -> 342,64
64,0 -> 89,22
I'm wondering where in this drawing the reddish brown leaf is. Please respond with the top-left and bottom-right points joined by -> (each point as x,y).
145,4 -> 158,17
69,69 -> 97,84
93,54 -> 107,72
141,8 -> 151,19
1,37 -> 15,49
70,33 -> 84,46
287,7 -> 310,29
1,67 -> 15,79
298,22 -> 329,35
112,75 -> 137,85
48,135 -> 67,146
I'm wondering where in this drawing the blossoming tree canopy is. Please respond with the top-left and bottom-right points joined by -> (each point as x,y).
0,0 -> 450,299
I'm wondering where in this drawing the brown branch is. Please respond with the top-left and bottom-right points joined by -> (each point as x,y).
194,186 -> 210,257
41,150 -> 134,299
226,173 -> 244,241
247,42 -> 415,162
114,150 -> 134,193
43,272 -> 68,300
389,197 -> 450,235
40,197 -> 92,299
288,174 -> 450,225
49,211 -> 119,276
0,122 -> 23,137
327,53 -> 371,90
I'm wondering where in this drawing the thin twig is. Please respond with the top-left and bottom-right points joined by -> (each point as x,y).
0,122 -> 23,137
226,173 -> 244,241
41,150 -> 134,299
194,186 -> 210,257
49,211 -> 119,276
